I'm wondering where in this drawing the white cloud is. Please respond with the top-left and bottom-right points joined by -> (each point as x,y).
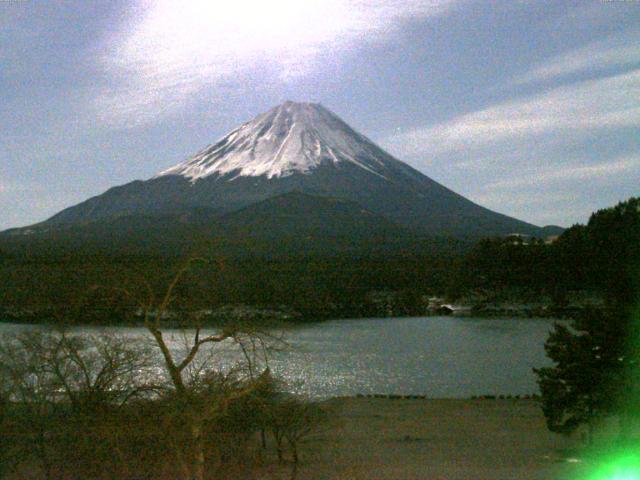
470,194 -> 592,226
382,68 -> 640,159
462,154 -> 640,226
512,32 -> 640,86
484,154 -> 640,190
96,0 -> 460,128
471,191 -> 577,209
379,58 -> 640,227
0,181 -> 26,195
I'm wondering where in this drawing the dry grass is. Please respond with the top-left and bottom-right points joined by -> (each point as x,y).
2,397 -> 587,480
273,397 -> 581,480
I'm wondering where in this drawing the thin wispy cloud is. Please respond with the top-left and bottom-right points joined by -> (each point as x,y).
470,191 -> 579,214
95,0 -> 460,128
383,68 -> 640,159
513,31 -> 640,86
466,154 -> 640,226
484,154 -> 640,191
469,191 -> 594,226
380,52 -> 640,226
0,180 -> 32,195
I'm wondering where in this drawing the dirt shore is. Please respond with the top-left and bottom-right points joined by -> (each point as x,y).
279,397 -> 582,480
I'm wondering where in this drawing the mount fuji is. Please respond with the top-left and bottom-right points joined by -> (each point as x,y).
15,101 -> 553,240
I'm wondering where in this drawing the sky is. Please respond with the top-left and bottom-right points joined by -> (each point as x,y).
1,0 -> 639,230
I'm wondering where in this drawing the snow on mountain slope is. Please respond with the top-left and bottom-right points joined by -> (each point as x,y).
156,101 -> 390,181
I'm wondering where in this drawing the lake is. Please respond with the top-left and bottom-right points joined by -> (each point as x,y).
0,316 -> 558,399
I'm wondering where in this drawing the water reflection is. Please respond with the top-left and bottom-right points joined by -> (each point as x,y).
0,316 -> 557,399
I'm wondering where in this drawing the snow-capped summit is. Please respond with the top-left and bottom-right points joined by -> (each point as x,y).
156,101 -> 389,181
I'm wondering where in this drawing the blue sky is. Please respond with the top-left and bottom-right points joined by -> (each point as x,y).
1,0 -> 638,230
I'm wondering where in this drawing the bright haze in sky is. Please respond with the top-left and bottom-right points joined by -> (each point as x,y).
1,0 -> 639,230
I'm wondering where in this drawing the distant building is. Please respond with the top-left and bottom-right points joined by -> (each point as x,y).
436,304 -> 472,315
505,233 -> 530,245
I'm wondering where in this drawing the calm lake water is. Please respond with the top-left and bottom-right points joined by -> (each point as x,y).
0,316 -> 558,399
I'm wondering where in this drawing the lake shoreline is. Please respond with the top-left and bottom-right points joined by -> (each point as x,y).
0,306 -> 570,328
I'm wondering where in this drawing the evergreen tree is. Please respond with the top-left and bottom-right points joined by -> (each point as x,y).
535,197 -> 640,443
534,308 -> 629,442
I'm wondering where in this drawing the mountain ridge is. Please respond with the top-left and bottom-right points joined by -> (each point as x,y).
7,101 -> 556,239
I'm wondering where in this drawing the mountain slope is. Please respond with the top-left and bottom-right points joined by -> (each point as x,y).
0,193 -> 420,258
30,101 -> 544,237
215,191 -> 405,239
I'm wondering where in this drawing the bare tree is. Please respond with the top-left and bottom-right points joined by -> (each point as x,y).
0,330 -> 65,480
0,329 -> 156,480
0,380 -> 10,480
123,258 -> 288,480
0,257 -> 328,480
267,396 -> 327,477
48,331 -> 156,412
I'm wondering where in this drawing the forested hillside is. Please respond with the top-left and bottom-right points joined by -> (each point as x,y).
1,197 -> 637,324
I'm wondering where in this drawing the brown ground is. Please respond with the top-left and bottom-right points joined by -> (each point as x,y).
268,397 -> 583,480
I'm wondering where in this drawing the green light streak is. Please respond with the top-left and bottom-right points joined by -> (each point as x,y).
585,451 -> 640,480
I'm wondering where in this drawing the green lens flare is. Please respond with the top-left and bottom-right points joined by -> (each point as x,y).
586,452 -> 640,480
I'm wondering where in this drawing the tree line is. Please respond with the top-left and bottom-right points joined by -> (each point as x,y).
1,198 -> 638,323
